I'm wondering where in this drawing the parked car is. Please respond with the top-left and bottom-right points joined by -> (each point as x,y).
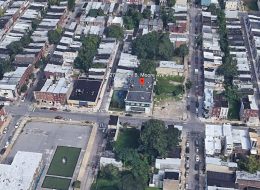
196,147 -> 199,153
125,113 -> 132,116
41,107 -> 48,110
54,116 -> 62,119
50,107 -> 57,111
196,155 -> 200,162
0,148 -> 6,155
63,109 -> 71,112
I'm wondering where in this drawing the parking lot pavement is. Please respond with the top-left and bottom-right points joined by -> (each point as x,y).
185,131 -> 205,190
4,121 -> 93,188
6,121 -> 92,163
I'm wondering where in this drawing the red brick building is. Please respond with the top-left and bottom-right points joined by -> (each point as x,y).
240,95 -> 259,122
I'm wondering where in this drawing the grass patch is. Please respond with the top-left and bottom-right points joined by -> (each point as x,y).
228,100 -> 241,120
243,0 -> 259,11
42,176 -> 71,190
114,128 -> 140,151
145,187 -> 161,190
47,146 -> 81,177
154,76 -> 184,100
109,90 -> 127,111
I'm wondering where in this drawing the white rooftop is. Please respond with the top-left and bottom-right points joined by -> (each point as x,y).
0,151 -> 42,190
159,61 -> 184,69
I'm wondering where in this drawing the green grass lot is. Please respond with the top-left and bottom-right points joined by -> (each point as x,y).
42,176 -> 71,190
109,90 -> 127,111
47,146 -> 81,177
114,128 -> 140,151
155,76 -> 184,100
228,100 -> 241,120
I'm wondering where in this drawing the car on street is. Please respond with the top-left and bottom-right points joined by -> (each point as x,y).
186,141 -> 189,147
41,107 -> 48,110
196,147 -> 199,153
195,163 -> 199,170
196,155 -> 200,162
54,116 -> 62,119
0,148 -> 6,155
50,107 -> 57,111
195,139 -> 199,146
63,109 -> 71,112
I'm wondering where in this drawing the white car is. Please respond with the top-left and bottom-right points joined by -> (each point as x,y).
15,125 -> 19,129
186,142 -> 190,147
196,155 -> 200,162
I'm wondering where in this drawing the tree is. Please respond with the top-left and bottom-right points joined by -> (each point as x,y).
7,41 -> 23,56
48,0 -> 60,6
161,8 -> 175,28
207,4 -> 218,15
132,32 -> 173,60
142,8 -> 151,19
167,0 -> 176,7
140,119 -> 168,160
20,34 -> 32,47
72,180 -> 81,188
174,44 -> 189,58
47,27 -> 63,44
74,35 -> 100,72
135,59 -> 157,75
119,172 -> 144,190
238,155 -> 260,174
20,84 -> 28,93
166,127 -> 180,150
123,16 -> 134,30
88,8 -> 104,17
68,0 -> 75,11
105,25 -> 124,40
0,59 -> 13,80
185,80 -> 192,90
32,19 -> 41,31
123,6 -> 143,29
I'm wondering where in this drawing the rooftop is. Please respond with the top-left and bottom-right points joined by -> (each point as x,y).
69,79 -> 102,103
0,151 -> 42,190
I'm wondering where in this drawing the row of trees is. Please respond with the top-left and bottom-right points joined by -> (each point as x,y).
132,31 -> 174,60
74,35 -> 100,72
209,5 -> 240,119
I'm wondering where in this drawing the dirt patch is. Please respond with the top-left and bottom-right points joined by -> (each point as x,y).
153,97 -> 187,120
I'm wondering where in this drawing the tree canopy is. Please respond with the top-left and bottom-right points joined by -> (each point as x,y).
68,0 -> 75,11
135,59 -> 157,75
47,27 -> 63,44
132,32 -> 173,60
142,8 -> 151,19
161,8 -> 175,28
105,25 -> 124,40
74,35 -> 100,72
0,59 -> 13,80
140,119 -> 168,159
238,155 -> 260,174
174,44 -> 189,58
88,8 -> 104,17
123,6 -> 143,30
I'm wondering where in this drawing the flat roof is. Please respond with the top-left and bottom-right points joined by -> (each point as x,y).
0,151 -> 42,190
69,79 -> 102,102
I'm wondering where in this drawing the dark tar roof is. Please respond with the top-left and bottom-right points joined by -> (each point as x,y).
207,171 -> 236,188
69,79 -> 102,102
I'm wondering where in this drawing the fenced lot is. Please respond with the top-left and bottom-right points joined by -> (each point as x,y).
46,146 -> 81,177
42,146 -> 81,190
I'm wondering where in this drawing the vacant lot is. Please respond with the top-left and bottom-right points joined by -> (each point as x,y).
47,146 -> 81,177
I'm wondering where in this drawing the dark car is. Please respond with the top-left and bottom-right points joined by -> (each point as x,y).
41,107 -> 48,110
0,148 -> 6,155
50,107 -> 58,111
194,174 -> 199,181
125,113 -> 132,116
195,163 -> 199,171
55,116 -> 62,119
